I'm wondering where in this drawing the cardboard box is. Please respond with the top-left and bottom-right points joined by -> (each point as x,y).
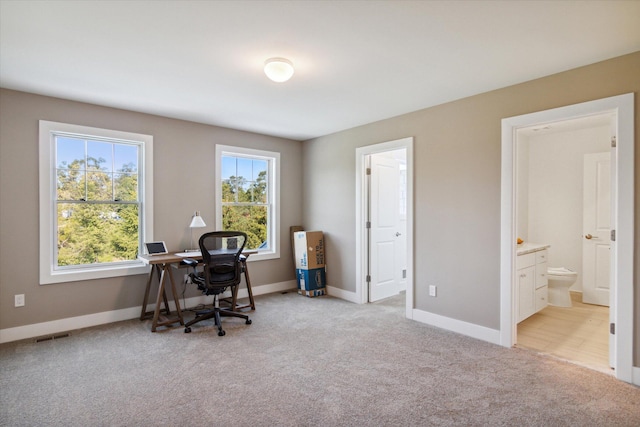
297,288 -> 326,298
296,267 -> 326,291
294,231 -> 325,269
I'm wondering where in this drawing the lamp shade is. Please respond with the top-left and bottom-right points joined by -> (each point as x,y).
189,211 -> 206,228
264,57 -> 294,82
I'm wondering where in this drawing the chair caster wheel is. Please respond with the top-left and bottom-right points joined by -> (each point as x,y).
184,327 -> 191,333
246,319 -> 252,325
218,330 -> 226,336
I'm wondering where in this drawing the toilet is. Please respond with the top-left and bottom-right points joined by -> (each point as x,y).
547,267 -> 578,307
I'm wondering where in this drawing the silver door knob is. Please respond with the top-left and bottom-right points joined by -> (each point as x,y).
395,232 -> 402,237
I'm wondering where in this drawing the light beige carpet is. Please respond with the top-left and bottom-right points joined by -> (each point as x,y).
1,291 -> 639,426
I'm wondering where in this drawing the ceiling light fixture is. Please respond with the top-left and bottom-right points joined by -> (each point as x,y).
264,57 -> 294,82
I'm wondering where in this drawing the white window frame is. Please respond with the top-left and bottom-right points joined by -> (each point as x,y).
215,145 -> 280,262
39,121 -> 153,284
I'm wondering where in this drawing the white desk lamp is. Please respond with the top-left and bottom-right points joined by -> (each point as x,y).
188,211 -> 206,251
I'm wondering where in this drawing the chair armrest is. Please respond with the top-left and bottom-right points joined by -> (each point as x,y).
181,258 -> 198,267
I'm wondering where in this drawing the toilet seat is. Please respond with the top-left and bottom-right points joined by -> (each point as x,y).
548,267 -> 576,277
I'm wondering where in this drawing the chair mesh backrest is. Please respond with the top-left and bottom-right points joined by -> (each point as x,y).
198,231 -> 247,290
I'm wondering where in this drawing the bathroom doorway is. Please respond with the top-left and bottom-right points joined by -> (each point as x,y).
514,114 -> 612,373
500,93 -> 635,383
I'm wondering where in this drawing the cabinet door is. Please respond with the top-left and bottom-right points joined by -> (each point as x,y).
517,265 -> 536,323
535,261 -> 548,289
535,286 -> 548,312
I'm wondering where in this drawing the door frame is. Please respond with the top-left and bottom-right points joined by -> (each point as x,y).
356,137 -> 414,318
499,93 -> 635,383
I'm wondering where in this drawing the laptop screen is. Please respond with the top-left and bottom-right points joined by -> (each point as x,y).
145,241 -> 168,255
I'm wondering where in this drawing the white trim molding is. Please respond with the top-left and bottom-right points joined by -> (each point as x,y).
38,120 -> 154,284
326,286 -> 359,303
500,93 -> 635,384
355,137 -> 414,319
412,308 -> 501,345
0,280 -> 296,344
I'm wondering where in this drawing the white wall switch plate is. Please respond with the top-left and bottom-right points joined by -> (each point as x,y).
429,285 -> 437,297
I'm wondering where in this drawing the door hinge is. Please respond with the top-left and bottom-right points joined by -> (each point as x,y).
610,323 -> 615,334
366,167 -> 371,175
366,221 -> 371,229
402,269 -> 406,279
611,229 -> 616,241
611,136 -> 616,148
366,275 -> 371,283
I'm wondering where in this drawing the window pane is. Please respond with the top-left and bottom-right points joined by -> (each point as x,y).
57,203 -> 139,266
221,156 -> 236,179
57,168 -> 86,200
239,179 -> 252,202
114,144 -> 138,173
222,179 -> 236,203
252,159 -> 267,181
222,205 -> 267,250
87,140 -> 112,171
236,157 -> 253,180
87,171 -> 113,201
252,169 -> 268,203
114,173 -> 138,201
56,137 -> 85,169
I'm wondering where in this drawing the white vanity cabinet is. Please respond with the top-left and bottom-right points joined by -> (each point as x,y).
534,250 -> 548,312
516,245 -> 549,323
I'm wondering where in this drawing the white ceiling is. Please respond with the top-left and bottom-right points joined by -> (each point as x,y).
1,1 -> 639,141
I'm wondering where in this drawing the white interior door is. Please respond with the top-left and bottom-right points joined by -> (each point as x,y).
582,152 -> 611,306
369,153 -> 401,302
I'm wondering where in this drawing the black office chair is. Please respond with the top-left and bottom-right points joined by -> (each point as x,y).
182,231 -> 252,336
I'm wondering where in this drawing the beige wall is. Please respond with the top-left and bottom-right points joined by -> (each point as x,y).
0,90 -> 303,329
302,52 -> 639,362
1,52 -> 638,366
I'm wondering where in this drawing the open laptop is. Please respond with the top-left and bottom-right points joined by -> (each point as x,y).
144,241 -> 168,256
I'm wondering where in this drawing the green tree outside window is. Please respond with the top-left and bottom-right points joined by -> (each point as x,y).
55,137 -> 140,267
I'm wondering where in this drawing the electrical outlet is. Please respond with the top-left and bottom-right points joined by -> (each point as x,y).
429,285 -> 437,297
15,294 -> 25,307
183,274 -> 192,285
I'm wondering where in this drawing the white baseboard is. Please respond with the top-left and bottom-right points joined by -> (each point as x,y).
632,366 -> 640,386
325,289 -> 501,345
326,285 -> 359,303
0,280 -> 297,344
412,308 -> 501,345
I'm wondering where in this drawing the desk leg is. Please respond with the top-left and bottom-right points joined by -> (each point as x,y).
160,267 -> 171,315
167,265 -> 184,326
151,266 -> 168,332
146,264 -> 184,332
140,264 -> 157,321
243,260 -> 256,310
231,259 -> 256,311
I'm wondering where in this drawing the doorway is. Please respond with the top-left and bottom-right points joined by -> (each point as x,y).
500,93 -> 635,383
356,137 -> 414,318
514,114 -> 613,373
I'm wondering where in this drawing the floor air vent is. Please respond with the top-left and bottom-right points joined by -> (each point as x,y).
35,333 -> 70,343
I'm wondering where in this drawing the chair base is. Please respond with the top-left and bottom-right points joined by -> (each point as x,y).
184,306 -> 251,336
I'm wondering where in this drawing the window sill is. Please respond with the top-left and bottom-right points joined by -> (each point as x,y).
40,261 -> 150,285
245,250 -> 279,262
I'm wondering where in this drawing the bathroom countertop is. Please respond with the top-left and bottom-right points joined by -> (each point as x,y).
516,242 -> 550,255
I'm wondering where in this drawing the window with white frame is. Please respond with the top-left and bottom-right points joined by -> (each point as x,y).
215,145 -> 280,261
39,121 -> 153,284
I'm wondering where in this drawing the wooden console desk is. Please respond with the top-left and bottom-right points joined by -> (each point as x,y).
139,251 -> 256,332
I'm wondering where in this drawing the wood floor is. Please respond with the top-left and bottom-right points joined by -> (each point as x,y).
516,292 -> 611,374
